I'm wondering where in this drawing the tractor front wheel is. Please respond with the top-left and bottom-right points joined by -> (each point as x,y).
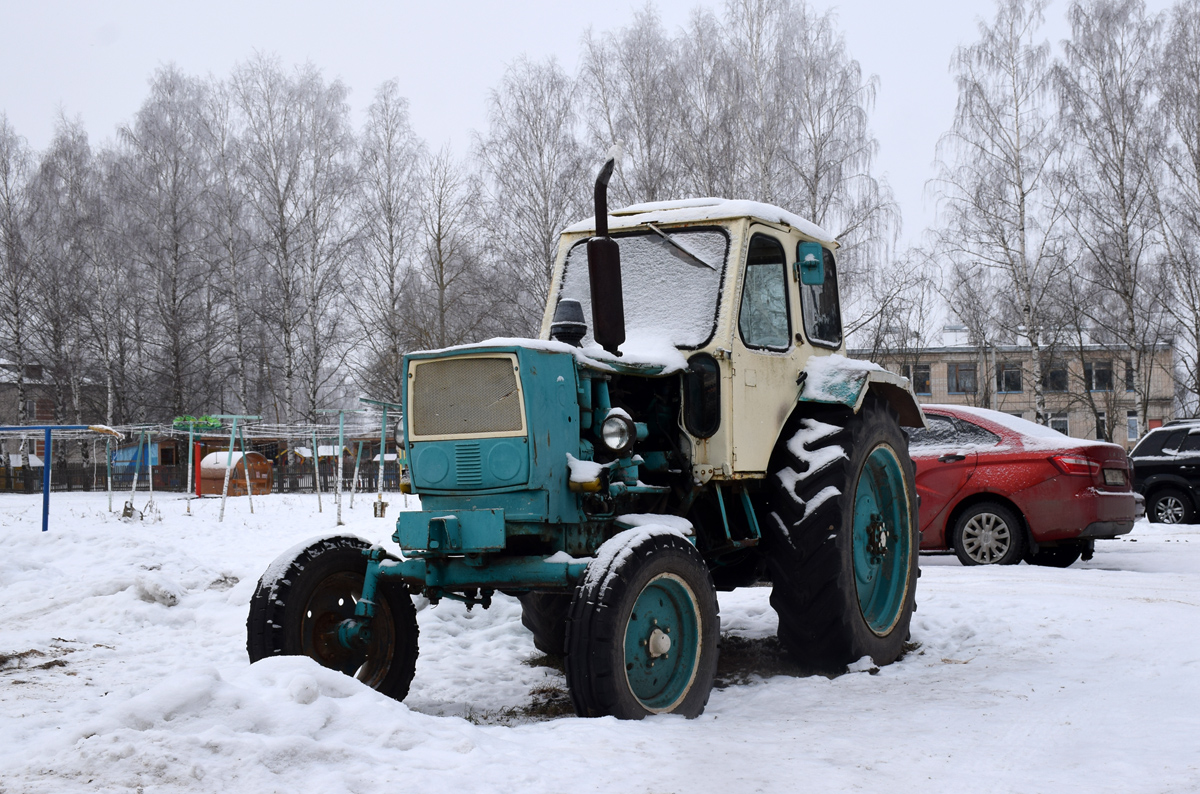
565,530 -> 720,719
246,535 -> 419,701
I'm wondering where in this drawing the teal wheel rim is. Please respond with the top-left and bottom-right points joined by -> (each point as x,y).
622,573 -> 702,712
851,445 -> 912,635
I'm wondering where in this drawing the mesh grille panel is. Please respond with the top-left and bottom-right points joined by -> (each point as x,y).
411,357 -> 523,437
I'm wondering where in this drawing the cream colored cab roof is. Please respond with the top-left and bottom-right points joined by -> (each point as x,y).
561,197 -> 838,247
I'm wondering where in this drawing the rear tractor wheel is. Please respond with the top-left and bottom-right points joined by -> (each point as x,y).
761,396 -> 919,672
519,592 -> 573,656
565,530 -> 720,719
246,535 -> 419,701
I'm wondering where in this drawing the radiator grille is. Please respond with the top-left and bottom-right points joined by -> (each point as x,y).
455,443 -> 483,486
410,356 -> 523,437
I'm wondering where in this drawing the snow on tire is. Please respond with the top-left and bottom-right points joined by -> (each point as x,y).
246,535 -> 419,701
760,396 -> 918,672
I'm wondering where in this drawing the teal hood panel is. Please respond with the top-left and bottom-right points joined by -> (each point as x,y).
409,437 -> 530,490
402,344 -> 588,524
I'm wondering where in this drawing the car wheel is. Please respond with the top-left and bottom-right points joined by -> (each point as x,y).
1148,489 -> 1193,525
952,502 -> 1026,566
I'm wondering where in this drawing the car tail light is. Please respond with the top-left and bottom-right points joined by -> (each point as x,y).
1050,455 -> 1101,476
1103,468 -> 1127,486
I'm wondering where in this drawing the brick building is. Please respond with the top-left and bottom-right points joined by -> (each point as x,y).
852,332 -> 1175,449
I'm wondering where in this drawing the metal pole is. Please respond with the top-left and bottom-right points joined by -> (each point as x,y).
146,431 -> 155,512
378,408 -> 388,503
219,419 -> 237,523
312,429 -> 322,513
185,424 -> 194,515
41,428 -> 51,532
350,440 -> 363,509
106,437 -> 112,512
336,412 -> 344,526
239,424 -> 254,514
128,431 -> 143,505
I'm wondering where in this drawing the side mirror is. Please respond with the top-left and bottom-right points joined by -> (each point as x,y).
797,242 -> 825,285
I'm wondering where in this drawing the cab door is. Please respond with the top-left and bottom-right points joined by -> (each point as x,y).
731,231 -> 802,473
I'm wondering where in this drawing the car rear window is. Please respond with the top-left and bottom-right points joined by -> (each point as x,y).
909,414 -> 1000,450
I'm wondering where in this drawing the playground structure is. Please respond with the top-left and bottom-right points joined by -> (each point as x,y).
0,403 -> 409,529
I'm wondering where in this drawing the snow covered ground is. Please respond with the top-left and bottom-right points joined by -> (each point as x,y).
2,492 -> 1198,793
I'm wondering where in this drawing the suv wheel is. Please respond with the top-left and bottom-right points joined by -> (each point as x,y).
1148,488 -> 1193,524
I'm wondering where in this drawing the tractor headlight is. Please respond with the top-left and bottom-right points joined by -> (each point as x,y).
601,414 -> 636,456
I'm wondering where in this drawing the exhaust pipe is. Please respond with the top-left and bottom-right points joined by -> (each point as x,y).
587,155 -> 625,356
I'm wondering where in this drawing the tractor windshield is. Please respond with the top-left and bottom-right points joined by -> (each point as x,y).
558,227 -> 730,349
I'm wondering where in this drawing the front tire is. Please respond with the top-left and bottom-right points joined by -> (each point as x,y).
565,530 -> 720,719
760,396 -> 918,672
952,503 -> 1025,565
247,536 -> 419,701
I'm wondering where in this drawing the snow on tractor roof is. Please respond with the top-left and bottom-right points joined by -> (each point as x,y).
562,198 -> 836,244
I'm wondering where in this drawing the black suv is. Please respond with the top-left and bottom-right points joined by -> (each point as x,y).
1129,420 -> 1200,523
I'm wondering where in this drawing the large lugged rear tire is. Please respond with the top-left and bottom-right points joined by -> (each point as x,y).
519,592 -> 573,656
565,530 -> 720,719
247,535 -> 419,701
760,396 -> 918,672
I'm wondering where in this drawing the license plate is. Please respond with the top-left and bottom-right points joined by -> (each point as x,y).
1103,468 -> 1126,486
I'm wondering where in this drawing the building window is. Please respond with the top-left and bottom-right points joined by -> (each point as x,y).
902,363 -> 931,395
1050,412 -> 1069,435
1095,411 -> 1107,440
1085,360 -> 1113,391
1042,362 -> 1068,392
1125,359 -> 1135,391
996,362 -> 1022,393
1127,409 -> 1138,442
947,362 -> 977,394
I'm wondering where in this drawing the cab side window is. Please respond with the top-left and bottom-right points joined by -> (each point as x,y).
738,234 -> 790,350
801,245 -> 843,347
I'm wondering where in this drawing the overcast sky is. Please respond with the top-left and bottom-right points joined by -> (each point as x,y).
0,0 -> 1177,250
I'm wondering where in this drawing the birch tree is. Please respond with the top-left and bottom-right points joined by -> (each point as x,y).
0,115 -> 36,424
475,57 -> 589,332
1056,0 -> 1167,432
117,65 -> 213,418
1158,0 -> 1200,413
407,148 -> 495,349
352,79 -> 424,403
581,6 -> 682,205
934,0 -> 1069,424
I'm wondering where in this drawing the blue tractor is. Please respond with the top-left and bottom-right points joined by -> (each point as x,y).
247,158 -> 925,719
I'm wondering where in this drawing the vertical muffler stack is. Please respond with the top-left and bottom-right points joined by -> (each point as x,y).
587,155 -> 625,357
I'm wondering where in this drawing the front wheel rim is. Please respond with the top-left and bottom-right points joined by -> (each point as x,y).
622,573 -> 702,713
961,512 -> 1013,564
300,572 -> 397,688
851,445 -> 912,635
1156,496 -> 1185,524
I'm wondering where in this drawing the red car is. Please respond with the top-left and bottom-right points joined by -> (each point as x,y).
908,405 -> 1137,567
